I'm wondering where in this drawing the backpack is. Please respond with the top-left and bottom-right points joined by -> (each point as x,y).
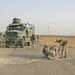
62,40 -> 68,46
42,47 -> 49,55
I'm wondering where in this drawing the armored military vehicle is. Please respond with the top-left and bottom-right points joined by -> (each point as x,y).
5,18 -> 35,48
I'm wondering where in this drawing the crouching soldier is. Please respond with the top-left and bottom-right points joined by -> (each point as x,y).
49,45 -> 57,60
57,39 -> 68,59
42,44 -> 50,59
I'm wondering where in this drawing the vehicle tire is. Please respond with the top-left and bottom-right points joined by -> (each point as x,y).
27,42 -> 31,46
20,38 -> 24,48
5,41 -> 9,48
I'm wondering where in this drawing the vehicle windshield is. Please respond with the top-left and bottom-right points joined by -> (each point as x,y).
9,25 -> 23,30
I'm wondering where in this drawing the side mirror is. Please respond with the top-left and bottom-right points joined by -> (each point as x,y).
22,27 -> 25,30
24,27 -> 25,29
6,26 -> 9,31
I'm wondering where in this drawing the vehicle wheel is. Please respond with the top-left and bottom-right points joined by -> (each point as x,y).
27,42 -> 31,46
20,38 -> 24,48
5,41 -> 9,48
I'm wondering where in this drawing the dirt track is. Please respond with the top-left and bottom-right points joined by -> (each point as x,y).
0,36 -> 75,75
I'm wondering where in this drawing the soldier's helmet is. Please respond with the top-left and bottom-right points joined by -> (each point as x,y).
53,45 -> 55,47
56,39 -> 62,42
45,44 -> 48,47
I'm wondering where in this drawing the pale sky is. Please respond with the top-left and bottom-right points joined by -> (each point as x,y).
0,0 -> 75,35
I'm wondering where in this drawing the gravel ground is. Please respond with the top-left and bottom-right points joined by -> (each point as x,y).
0,41 -> 75,75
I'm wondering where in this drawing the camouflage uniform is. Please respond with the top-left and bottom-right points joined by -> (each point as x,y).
31,33 -> 36,49
57,39 -> 68,59
26,28 -> 28,37
49,45 -> 56,60
37,36 -> 39,43
42,44 -> 50,59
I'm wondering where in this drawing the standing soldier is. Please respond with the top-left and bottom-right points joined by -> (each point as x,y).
49,45 -> 57,60
37,35 -> 39,43
31,33 -> 36,49
57,39 -> 68,59
42,44 -> 50,59
26,28 -> 28,37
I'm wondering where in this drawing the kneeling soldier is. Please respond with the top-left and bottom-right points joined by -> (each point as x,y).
49,45 -> 56,60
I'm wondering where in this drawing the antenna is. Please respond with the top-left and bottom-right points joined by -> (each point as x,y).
48,27 -> 50,35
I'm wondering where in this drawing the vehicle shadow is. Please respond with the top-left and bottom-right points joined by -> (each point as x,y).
0,44 -> 5,48
8,54 -> 43,60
